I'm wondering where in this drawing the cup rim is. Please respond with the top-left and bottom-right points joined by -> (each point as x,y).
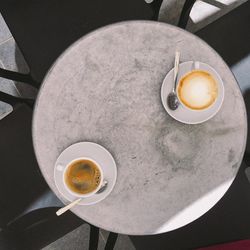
176,69 -> 218,112
63,157 -> 104,198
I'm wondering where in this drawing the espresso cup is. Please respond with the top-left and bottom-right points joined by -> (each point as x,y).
63,157 -> 103,198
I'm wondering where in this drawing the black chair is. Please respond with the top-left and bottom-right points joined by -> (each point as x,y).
178,0 -> 196,29
0,91 -> 104,250
0,0 -> 164,88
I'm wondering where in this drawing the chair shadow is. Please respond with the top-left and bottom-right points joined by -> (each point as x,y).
14,44 -> 37,98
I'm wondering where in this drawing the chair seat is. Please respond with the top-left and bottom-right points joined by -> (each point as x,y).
0,104 -> 61,227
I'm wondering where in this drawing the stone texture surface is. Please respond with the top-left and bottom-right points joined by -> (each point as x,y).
33,21 -> 247,235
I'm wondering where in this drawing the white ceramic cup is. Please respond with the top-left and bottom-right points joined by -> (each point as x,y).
63,157 -> 104,198
176,61 -> 222,112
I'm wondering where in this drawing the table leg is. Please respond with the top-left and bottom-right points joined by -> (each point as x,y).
0,90 -> 34,108
89,225 -> 99,250
104,232 -> 118,250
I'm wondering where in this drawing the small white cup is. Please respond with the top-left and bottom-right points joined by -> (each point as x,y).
176,62 -> 220,112
63,157 -> 104,198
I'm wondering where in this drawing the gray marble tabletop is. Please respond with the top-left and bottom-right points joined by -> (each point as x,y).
33,21 -> 247,235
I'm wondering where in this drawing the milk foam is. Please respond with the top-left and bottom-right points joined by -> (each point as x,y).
178,70 -> 218,110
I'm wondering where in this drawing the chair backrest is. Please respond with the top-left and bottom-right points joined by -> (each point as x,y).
0,0 -> 163,84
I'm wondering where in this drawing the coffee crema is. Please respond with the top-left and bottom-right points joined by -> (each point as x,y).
177,70 -> 218,110
65,159 -> 101,195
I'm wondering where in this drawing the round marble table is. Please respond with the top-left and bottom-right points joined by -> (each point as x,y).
32,21 -> 247,235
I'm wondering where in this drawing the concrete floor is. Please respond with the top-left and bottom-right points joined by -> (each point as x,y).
43,226 -> 135,250
0,1 -> 249,249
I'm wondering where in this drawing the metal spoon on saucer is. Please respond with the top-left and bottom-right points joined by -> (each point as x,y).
167,51 -> 180,110
56,180 -> 108,216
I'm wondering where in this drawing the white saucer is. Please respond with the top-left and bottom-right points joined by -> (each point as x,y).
54,142 -> 117,205
161,61 -> 224,124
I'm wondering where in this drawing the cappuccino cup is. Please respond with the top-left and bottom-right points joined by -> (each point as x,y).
177,69 -> 218,111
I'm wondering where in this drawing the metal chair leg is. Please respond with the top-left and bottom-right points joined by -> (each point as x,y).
89,225 -> 99,250
104,232 -> 118,250
0,68 -> 38,87
178,0 -> 197,29
0,91 -> 35,109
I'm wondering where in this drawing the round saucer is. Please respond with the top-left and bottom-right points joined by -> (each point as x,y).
54,142 -> 117,205
161,61 -> 224,124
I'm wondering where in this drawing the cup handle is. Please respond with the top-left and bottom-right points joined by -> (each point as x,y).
194,61 -> 200,70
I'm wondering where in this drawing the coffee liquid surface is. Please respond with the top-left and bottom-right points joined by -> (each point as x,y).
178,70 -> 218,110
65,159 -> 101,194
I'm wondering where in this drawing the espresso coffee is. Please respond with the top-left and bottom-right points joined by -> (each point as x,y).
65,159 -> 101,195
177,70 -> 218,110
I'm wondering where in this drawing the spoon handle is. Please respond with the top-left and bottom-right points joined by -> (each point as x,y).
56,198 -> 82,216
173,51 -> 180,92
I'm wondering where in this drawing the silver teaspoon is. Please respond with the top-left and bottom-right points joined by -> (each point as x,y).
56,180 -> 108,216
167,51 -> 180,110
